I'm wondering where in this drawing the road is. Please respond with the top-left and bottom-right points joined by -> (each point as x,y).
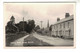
10,32 -> 73,47
10,33 -> 51,47
33,32 -> 73,46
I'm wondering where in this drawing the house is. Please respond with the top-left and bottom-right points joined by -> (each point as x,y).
51,13 -> 74,39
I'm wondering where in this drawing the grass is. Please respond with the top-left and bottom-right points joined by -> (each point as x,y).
6,32 -> 27,46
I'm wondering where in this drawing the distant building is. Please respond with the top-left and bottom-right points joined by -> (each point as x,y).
51,13 -> 74,39
41,20 -> 50,36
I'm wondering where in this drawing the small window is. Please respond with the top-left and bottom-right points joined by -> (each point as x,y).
68,22 -> 69,28
60,24 -> 61,28
63,23 -> 65,28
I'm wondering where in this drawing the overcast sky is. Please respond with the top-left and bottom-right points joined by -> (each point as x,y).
4,3 -> 75,28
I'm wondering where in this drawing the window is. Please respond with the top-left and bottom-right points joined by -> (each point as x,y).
56,24 -> 58,28
60,23 -> 62,28
63,23 -> 65,28
68,22 -> 69,28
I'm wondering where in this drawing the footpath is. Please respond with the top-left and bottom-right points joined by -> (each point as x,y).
33,32 -> 73,46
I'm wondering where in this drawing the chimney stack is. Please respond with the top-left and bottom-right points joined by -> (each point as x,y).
57,18 -> 60,21
65,13 -> 70,18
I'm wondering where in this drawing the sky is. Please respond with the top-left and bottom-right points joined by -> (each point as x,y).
4,3 -> 75,28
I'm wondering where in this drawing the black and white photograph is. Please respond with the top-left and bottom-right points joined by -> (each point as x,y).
4,3 -> 75,47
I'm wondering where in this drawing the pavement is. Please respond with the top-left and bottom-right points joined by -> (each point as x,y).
33,32 -> 73,46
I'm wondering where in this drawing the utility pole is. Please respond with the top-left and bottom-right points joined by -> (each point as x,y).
23,17 -> 24,31
40,21 -> 43,28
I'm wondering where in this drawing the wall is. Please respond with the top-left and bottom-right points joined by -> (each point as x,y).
51,19 -> 74,39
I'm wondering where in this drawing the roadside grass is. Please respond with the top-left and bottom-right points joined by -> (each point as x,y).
6,32 -> 27,46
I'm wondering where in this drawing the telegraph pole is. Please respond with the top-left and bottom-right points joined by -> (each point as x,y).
23,17 -> 24,31
40,21 -> 43,28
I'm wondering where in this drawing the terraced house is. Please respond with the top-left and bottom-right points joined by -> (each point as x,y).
51,13 -> 74,39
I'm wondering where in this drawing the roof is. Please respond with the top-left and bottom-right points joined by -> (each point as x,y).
52,15 -> 74,25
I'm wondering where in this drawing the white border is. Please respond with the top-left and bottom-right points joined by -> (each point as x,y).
3,2 -> 76,49
0,0 -> 80,53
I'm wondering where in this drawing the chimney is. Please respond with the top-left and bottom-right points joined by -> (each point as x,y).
57,18 -> 60,21
65,13 -> 70,18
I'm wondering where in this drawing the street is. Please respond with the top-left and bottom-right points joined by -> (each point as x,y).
33,32 -> 73,46
10,32 -> 73,47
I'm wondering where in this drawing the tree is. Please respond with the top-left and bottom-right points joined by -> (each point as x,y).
26,20 -> 35,33
6,21 -> 18,33
49,25 -> 52,36
34,25 -> 40,31
49,25 -> 52,31
16,21 -> 27,32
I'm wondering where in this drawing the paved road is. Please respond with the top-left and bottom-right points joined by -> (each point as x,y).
23,34 -> 51,46
33,32 -> 73,46
10,33 -> 51,47
10,32 -> 73,47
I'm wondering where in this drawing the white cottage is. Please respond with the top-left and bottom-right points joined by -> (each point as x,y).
51,13 -> 74,39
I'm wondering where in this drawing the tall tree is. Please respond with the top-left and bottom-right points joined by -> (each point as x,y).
26,20 -> 35,33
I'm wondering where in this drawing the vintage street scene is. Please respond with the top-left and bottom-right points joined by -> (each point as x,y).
4,3 -> 75,47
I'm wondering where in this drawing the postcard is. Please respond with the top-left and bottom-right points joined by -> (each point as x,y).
4,2 -> 75,48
